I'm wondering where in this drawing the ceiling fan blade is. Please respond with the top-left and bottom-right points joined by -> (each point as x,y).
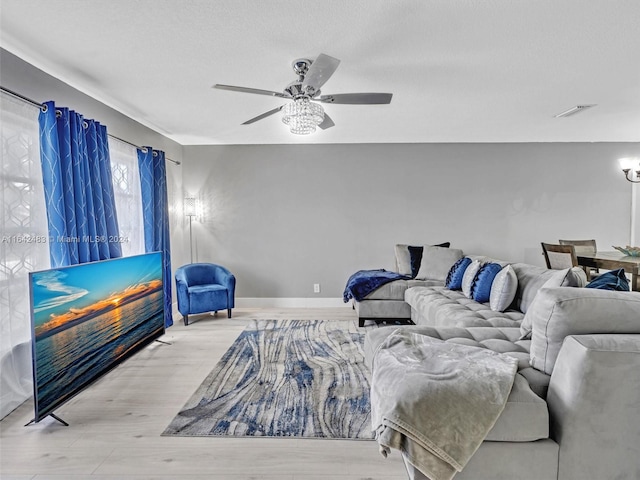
318,113 -> 335,130
214,84 -> 290,99
242,105 -> 284,125
302,54 -> 341,92
317,93 -> 393,104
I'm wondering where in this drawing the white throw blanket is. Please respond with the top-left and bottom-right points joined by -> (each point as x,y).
370,330 -> 518,480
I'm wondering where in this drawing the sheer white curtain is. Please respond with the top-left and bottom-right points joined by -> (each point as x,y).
109,139 -> 144,257
0,93 -> 49,419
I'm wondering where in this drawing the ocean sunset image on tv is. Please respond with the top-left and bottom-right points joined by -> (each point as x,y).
29,252 -> 165,423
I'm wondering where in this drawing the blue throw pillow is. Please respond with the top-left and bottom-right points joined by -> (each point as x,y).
445,256 -> 472,290
471,263 -> 503,303
408,246 -> 423,278
585,268 -> 629,291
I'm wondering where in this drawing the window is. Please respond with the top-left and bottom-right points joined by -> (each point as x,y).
109,139 -> 144,257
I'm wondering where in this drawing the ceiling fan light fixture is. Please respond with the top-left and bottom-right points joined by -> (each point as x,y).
214,53 -> 392,133
282,97 -> 324,135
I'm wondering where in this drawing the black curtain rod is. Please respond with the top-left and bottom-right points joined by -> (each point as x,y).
0,85 -> 181,166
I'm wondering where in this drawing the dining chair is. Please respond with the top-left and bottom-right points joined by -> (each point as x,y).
558,239 -> 597,256
558,239 -> 600,278
541,242 -> 578,270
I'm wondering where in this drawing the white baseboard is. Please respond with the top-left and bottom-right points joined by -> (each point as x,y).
170,298 -> 348,321
235,297 -> 347,308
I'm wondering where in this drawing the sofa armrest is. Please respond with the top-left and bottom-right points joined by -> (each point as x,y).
174,270 -> 190,315
527,287 -> 640,374
212,265 -> 233,285
546,334 -> 640,479
209,265 -> 236,308
220,271 -> 236,308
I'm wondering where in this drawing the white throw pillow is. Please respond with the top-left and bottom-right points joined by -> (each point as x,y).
462,259 -> 483,298
490,265 -> 518,312
415,246 -> 464,282
394,244 -> 412,275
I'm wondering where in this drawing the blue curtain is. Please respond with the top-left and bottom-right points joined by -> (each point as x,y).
38,101 -> 121,267
138,147 -> 173,328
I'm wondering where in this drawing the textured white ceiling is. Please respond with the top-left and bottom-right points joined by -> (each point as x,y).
1,0 -> 639,145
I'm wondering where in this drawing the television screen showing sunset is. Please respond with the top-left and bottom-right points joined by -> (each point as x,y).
30,252 -> 165,421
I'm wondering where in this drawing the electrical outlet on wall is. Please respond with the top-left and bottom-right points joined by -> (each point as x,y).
313,283 -> 321,293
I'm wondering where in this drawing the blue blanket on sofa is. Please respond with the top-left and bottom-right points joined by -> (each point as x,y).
343,269 -> 409,303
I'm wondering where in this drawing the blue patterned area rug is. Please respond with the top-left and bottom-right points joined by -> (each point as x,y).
162,319 -> 377,439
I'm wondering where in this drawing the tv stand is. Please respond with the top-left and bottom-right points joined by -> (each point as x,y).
25,412 -> 69,427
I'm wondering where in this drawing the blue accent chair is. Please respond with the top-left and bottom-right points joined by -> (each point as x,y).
175,263 -> 236,326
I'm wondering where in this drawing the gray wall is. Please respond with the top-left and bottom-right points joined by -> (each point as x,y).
184,143 -> 640,299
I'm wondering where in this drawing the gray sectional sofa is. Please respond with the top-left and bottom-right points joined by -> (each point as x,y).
354,246 -> 586,328
366,287 -> 640,480
361,245 -> 640,479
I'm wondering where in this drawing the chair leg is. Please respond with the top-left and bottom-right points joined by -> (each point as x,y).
183,314 -> 189,326
227,308 -> 232,318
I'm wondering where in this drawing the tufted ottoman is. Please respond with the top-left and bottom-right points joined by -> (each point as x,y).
365,324 -> 550,398
405,286 -> 524,328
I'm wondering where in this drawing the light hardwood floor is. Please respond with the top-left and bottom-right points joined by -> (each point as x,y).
0,307 -> 406,480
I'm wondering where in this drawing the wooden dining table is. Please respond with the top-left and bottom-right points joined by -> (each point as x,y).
577,251 -> 640,292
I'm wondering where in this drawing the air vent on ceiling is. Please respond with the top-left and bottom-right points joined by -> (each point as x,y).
553,104 -> 597,118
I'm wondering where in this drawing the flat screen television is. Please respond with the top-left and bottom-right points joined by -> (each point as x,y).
29,252 -> 165,424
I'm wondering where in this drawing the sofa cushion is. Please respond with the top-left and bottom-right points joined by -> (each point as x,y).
526,287 -> 640,375
471,262 -> 503,303
512,264 -> 564,313
518,268 -> 589,338
462,259 -> 484,298
564,267 -> 588,287
512,264 -> 587,314
395,243 -> 451,277
415,246 -> 464,282
187,284 -> 228,314
490,265 -> 518,312
363,279 -> 441,301
364,326 -> 549,442
406,286 -> 524,328
485,373 -> 549,442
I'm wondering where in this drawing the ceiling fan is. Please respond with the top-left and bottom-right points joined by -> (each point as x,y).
213,53 -> 393,134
